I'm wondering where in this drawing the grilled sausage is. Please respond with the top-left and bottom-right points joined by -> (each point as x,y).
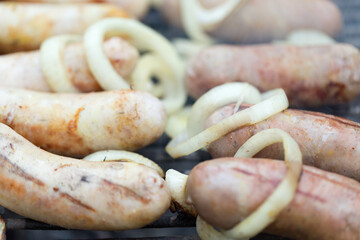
206,104 -> 360,180
186,158 -> 360,239
1,0 -> 150,19
0,37 -> 138,92
0,122 -> 170,230
186,44 -> 360,107
0,2 -> 128,53
0,88 -> 166,157
160,0 -> 342,43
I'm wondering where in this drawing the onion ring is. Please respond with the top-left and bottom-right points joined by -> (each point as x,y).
165,106 -> 192,139
40,34 -> 82,93
181,0 -> 248,43
166,85 -> 289,158
198,129 -> 302,239
165,169 -> 197,217
84,150 -> 164,177
84,18 -> 186,114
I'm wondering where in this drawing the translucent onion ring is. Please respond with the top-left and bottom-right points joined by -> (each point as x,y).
40,34 -> 82,93
131,54 -> 166,98
83,18 -> 186,114
181,0 -> 248,43
165,106 -> 192,139
84,150 -> 164,177
197,129 -> 303,239
165,169 -> 197,217
166,87 -> 289,158
131,53 -> 182,114
187,82 -> 262,137
0,216 -> 4,240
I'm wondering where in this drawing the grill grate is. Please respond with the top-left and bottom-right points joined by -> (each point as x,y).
2,1 -> 360,239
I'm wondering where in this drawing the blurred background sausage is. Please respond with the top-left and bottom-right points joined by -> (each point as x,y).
159,0 -> 343,43
0,2 -> 129,53
0,0 -> 150,19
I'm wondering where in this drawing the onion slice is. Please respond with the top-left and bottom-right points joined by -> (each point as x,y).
165,169 -> 197,217
165,106 -> 192,139
181,0 -> 247,43
198,129 -> 303,239
84,150 -> 164,177
166,86 -> 289,158
83,18 -> 186,114
40,34 -> 82,93
0,216 -> 4,240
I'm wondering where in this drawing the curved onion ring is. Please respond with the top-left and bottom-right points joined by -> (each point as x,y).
166,86 -> 289,158
83,18 -> 186,114
187,83 -> 262,137
0,216 -> 4,240
165,169 -> 197,217
197,129 -> 303,239
40,34 -> 82,93
131,53 -> 182,113
84,150 -> 164,177
181,0 -> 248,43
165,106 -> 192,139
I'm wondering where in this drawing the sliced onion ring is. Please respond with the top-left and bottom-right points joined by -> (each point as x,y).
83,18 -> 186,114
84,150 -> 164,177
166,87 -> 289,158
131,53 -> 182,114
40,34 -> 82,93
165,169 -> 197,217
187,82 -> 262,137
165,106 -> 192,139
181,0 -> 247,43
198,129 -> 303,239
0,216 -> 4,240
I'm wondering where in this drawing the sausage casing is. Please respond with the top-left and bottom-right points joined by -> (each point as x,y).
206,105 -> 360,180
160,0 -> 342,43
187,158 -> 360,240
0,2 -> 128,53
0,37 -> 138,92
0,89 -> 166,157
0,122 -> 170,230
186,44 -> 360,107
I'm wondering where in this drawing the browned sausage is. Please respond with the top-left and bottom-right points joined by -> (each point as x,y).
0,122 -> 170,230
0,2 -> 129,53
160,0 -> 342,43
206,104 -> 360,180
0,37 -> 138,92
185,44 -> 360,107
186,158 -> 360,239
0,89 -> 166,157
1,0 -> 150,19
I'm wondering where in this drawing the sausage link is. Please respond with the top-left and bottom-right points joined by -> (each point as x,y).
0,37 -> 138,92
0,0 -> 150,19
0,122 -> 170,230
207,105 -> 360,180
0,2 -> 128,53
186,44 -> 360,107
187,158 -> 360,240
0,89 -> 166,157
160,0 -> 342,43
